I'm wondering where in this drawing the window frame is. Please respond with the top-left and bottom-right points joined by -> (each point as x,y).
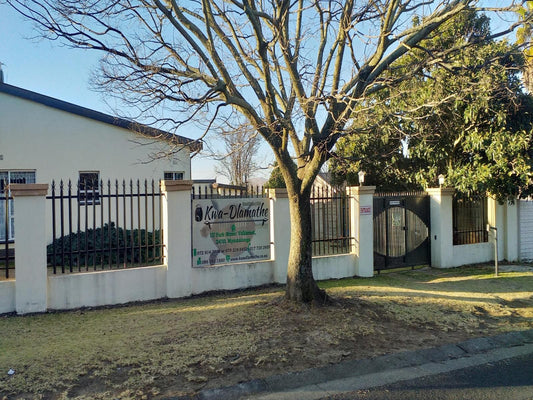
78,171 -> 101,206
164,171 -> 184,181
0,170 -> 37,241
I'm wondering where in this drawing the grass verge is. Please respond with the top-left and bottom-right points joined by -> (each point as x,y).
1,264 -> 532,400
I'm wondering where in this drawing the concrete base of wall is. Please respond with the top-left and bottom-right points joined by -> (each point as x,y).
452,243 -> 494,267
47,265 -> 167,310
0,281 -> 15,314
313,254 -> 357,280
189,261 -> 275,294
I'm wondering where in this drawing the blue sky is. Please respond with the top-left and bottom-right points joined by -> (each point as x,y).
0,3 -> 229,180
0,5 -> 104,111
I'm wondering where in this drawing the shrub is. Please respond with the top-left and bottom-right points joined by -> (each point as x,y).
47,222 -> 162,267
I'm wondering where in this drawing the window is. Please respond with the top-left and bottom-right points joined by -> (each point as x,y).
78,172 -> 100,205
0,170 -> 36,241
164,171 -> 184,180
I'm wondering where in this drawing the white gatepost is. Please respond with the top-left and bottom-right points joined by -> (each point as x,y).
487,197 -> 502,262
426,187 -> 455,268
503,201 -> 519,262
348,186 -> 375,277
10,183 -> 49,314
161,180 -> 193,298
269,188 -> 290,283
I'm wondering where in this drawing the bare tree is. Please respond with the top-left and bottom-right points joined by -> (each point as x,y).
5,0 -> 528,303
214,121 -> 261,186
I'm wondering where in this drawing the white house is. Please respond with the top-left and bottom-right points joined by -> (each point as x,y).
0,82 -> 200,242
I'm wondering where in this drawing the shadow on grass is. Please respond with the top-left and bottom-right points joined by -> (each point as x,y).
318,266 -> 533,310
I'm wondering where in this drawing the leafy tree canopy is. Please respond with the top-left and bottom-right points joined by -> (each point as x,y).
332,9 -> 533,201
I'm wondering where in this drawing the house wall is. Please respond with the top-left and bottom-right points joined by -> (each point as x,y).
0,90 -> 191,244
0,92 -> 190,183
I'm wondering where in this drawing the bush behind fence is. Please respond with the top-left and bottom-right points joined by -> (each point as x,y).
47,179 -> 163,274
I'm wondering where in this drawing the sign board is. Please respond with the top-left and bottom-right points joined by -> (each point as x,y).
192,198 -> 271,267
360,206 -> 372,215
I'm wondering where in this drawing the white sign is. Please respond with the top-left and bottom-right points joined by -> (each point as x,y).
192,198 -> 271,267
360,205 -> 372,215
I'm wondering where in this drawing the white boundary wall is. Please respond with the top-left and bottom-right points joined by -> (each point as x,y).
1,183 -> 375,314
428,188 -> 519,269
0,183 -> 521,315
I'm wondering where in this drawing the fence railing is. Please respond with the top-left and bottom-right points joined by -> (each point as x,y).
311,187 -> 351,256
192,184 -> 266,199
374,190 -> 428,198
453,194 -> 488,245
1,192 -> 14,280
47,179 -> 163,274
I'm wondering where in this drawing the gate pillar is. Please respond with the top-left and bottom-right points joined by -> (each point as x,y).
269,188 -> 290,283
10,183 -> 49,314
426,187 -> 455,268
348,186 -> 376,277
161,180 -> 193,298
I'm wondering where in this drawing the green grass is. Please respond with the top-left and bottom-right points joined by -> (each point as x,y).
1,265 -> 532,399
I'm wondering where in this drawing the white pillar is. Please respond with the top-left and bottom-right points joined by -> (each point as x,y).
11,183 -> 48,314
269,189 -> 290,283
487,197 -> 504,262
504,201 -> 518,262
348,186 -> 375,277
426,187 -> 454,268
161,180 -> 193,298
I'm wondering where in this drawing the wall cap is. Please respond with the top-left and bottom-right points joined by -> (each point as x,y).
9,183 -> 48,197
267,188 -> 289,199
161,180 -> 193,192
426,187 -> 455,196
347,186 -> 376,196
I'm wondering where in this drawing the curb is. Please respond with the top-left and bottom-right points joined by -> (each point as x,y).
168,329 -> 533,400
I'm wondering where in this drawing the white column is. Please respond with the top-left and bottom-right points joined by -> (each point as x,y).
161,180 -> 193,298
487,197 -> 500,262
348,186 -> 375,277
269,189 -> 290,283
504,201 -> 518,262
11,183 -> 49,314
426,187 -> 455,268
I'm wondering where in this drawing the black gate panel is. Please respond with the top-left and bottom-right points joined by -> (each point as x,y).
373,193 -> 430,271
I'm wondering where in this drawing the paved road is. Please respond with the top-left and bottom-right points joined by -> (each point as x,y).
322,352 -> 533,400
180,331 -> 533,400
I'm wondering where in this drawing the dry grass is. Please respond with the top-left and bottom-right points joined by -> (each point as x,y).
1,265 -> 532,400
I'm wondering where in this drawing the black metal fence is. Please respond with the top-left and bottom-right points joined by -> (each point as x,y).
47,179 -> 163,274
192,184 -> 266,199
453,194 -> 488,245
1,189 -> 14,279
311,187 -> 351,256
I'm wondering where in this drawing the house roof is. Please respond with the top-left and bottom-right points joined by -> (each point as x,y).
0,83 -> 202,152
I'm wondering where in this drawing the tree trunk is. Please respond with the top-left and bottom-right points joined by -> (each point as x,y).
285,190 -> 328,303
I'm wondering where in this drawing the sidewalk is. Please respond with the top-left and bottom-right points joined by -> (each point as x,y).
170,329 -> 533,400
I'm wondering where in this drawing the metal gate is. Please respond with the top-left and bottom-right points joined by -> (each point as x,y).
373,192 -> 430,271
